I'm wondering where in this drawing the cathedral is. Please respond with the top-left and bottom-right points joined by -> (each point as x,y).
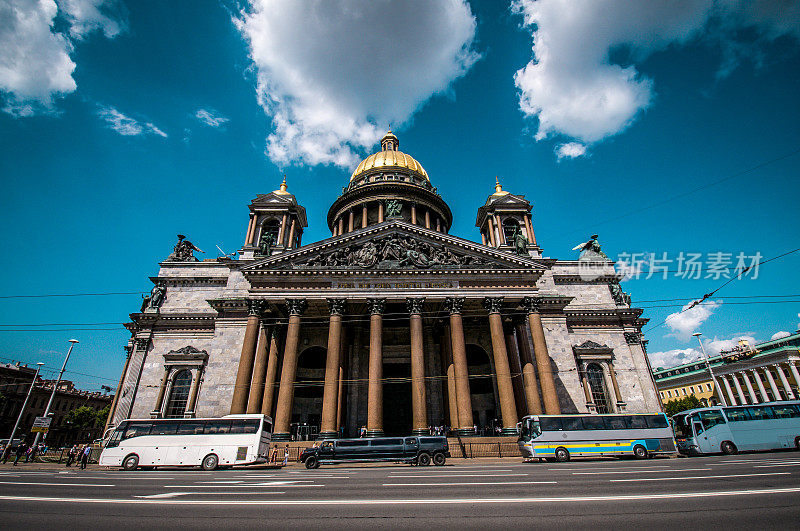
107,131 -> 661,440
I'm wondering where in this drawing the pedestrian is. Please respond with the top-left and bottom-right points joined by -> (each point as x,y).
65,445 -> 78,467
269,445 -> 278,464
80,444 -> 91,469
13,442 -> 27,466
28,444 -> 38,462
24,445 -> 32,463
282,444 -> 289,466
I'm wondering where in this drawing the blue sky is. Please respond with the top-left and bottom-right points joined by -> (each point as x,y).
1,0 -> 799,391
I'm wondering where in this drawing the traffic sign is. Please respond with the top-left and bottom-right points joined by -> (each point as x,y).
31,416 -> 52,433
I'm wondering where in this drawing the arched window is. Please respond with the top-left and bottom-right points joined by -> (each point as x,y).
259,219 -> 281,247
164,370 -> 192,418
502,220 -> 519,245
586,363 -> 611,414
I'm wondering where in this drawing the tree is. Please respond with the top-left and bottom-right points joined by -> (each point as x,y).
64,406 -> 100,431
664,395 -> 701,417
95,404 -> 111,427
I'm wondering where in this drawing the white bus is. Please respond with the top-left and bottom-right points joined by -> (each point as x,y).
518,413 -> 677,462
671,401 -> 800,456
99,414 -> 272,470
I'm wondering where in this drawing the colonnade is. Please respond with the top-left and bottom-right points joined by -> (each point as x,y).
331,200 -> 446,237
228,296 -> 562,440
715,362 -> 799,406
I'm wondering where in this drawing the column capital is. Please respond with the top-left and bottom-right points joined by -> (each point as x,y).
406,297 -> 426,315
521,296 -> 543,314
483,297 -> 505,315
366,298 -> 386,315
247,299 -> 266,317
444,296 -> 465,315
285,298 -> 308,316
624,332 -> 642,344
134,337 -> 150,350
327,298 -> 347,316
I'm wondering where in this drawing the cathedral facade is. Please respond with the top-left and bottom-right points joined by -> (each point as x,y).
108,131 -> 661,440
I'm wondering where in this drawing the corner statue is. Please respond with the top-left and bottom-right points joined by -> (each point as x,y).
167,234 -> 205,262
512,226 -> 528,256
140,282 -> 166,312
385,199 -> 402,218
258,231 -> 275,256
572,234 -> 608,260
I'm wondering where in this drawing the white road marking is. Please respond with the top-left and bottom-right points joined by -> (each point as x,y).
386,474 -> 527,478
164,484 -> 324,488
134,492 -> 286,498
548,466 -> 670,471
0,481 -> 114,487
3,486 -> 800,505
753,463 -> 800,468
610,472 -> 791,482
135,492 -> 192,499
388,470 -> 514,474
384,481 -> 556,486
572,468 -> 712,475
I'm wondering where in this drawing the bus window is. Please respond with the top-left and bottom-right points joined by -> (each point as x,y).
177,421 -> 204,435
539,417 -> 563,431
606,416 -> 626,430
106,426 -> 124,448
230,419 -> 260,434
580,416 -> 606,430
561,417 -> 583,431
122,422 -> 152,440
692,421 -> 704,436
204,420 -> 232,434
699,410 -> 726,429
724,407 -> 751,422
151,422 -> 179,435
646,415 -> 669,429
748,406 -> 774,421
672,415 -> 691,438
772,404 -> 799,418
628,416 -> 648,429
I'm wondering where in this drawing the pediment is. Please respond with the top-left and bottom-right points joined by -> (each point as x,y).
251,192 -> 297,206
242,220 -> 548,273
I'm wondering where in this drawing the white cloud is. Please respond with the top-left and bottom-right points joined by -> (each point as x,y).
59,0 -> 126,39
704,334 -> 756,356
555,142 -> 586,160
512,0 -> 800,154
665,299 -> 721,341
649,347 -> 700,371
0,0 -> 125,115
96,105 -> 167,137
235,0 -> 479,168
195,108 -> 229,128
771,331 -> 791,341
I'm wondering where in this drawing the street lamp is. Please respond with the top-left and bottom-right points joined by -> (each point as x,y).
3,362 -> 44,459
693,332 -> 727,407
32,339 -> 79,448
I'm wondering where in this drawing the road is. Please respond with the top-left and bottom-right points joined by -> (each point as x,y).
1,452 -> 799,528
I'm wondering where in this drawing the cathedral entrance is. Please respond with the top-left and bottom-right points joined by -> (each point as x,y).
467,345 -> 498,435
291,347 -> 325,440
383,361 -> 412,436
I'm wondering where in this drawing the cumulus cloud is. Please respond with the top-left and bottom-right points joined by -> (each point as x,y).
665,299 -> 721,341
0,0 -> 125,115
195,108 -> 229,128
771,331 -> 791,341
235,0 -> 479,168
96,105 -> 167,137
512,0 -> 800,155
555,142 -> 587,160
704,334 -> 756,356
649,333 -> 757,369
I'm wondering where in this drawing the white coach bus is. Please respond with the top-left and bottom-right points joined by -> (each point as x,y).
99,414 -> 272,470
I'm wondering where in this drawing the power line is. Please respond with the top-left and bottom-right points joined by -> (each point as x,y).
0,291 -> 146,299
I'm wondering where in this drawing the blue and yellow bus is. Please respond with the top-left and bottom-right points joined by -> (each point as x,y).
517,413 -> 677,462
672,401 -> 800,456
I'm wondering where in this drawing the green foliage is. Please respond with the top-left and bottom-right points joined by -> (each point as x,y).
64,406 -> 100,430
664,395 -> 701,417
95,404 -> 111,427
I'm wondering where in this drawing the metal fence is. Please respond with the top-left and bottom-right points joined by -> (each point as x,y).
448,441 -> 521,459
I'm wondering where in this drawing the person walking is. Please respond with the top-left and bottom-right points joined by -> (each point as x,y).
269,445 -> 278,464
65,445 -> 78,467
13,442 -> 27,466
80,444 -> 91,469
282,444 -> 289,466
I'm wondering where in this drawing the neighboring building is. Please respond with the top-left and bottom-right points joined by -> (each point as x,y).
0,363 -> 113,446
109,131 -> 661,440
653,332 -> 800,407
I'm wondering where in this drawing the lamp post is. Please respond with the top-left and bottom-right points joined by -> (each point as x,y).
32,339 -> 78,448
693,332 -> 727,406
3,362 -> 44,460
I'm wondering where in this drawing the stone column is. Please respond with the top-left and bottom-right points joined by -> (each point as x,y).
411,203 -> 417,224
481,232 -> 487,246
606,361 -> 625,406
320,299 -> 346,439
741,371 -> 759,404
245,213 -> 255,245
425,209 -> 431,229
407,298 -> 428,435
445,297 -> 474,435
788,362 -> 800,392
764,367 -> 782,400
338,216 -> 344,236
494,215 -> 505,245
277,213 -> 287,245
487,217 -> 496,247
230,300 -> 263,414
152,366 -> 171,418
366,298 -> 386,437
442,323 -> 459,428
522,297 -> 560,414
731,373 -> 748,404
514,318 -> 542,415
750,369 -> 769,402
348,210 -> 354,233
362,203 -> 368,228
775,364 -> 796,400
722,375 -> 738,406
504,325 -> 527,419
185,367 -> 203,417
287,218 -> 296,248
246,325 -> 269,413
483,297 -> 518,434
272,299 -> 307,441
581,369 -> 595,410
261,327 -> 281,417
525,215 -> 537,247
378,202 -> 384,223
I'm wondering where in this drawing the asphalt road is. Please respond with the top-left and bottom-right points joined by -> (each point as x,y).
1,451 -> 799,529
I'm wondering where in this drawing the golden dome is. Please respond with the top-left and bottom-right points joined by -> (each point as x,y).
349,131 -> 429,182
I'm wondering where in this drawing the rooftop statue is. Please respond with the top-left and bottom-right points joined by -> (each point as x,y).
385,199 -> 402,218
512,226 -> 528,256
167,234 -> 205,262
572,234 -> 608,260
258,231 -> 276,256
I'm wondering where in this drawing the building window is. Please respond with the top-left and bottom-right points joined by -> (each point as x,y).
586,363 -> 611,414
690,386 -> 695,393
667,390 -> 672,398
660,392 -> 664,399
682,388 -> 687,395
164,370 -> 192,419
706,383 -> 712,391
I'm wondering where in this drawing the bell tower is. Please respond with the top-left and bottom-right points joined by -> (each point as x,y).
476,177 -> 540,257
241,176 -> 308,260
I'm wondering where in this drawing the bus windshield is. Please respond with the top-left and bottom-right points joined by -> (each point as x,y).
672,414 -> 692,439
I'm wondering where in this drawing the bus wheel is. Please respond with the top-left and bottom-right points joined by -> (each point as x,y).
201,453 -> 219,471
122,454 -> 139,471
433,453 -> 446,466
720,441 -> 738,455
555,447 -> 570,462
633,445 -> 648,459
304,456 -> 318,469
418,452 -> 431,466
794,436 -> 800,450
